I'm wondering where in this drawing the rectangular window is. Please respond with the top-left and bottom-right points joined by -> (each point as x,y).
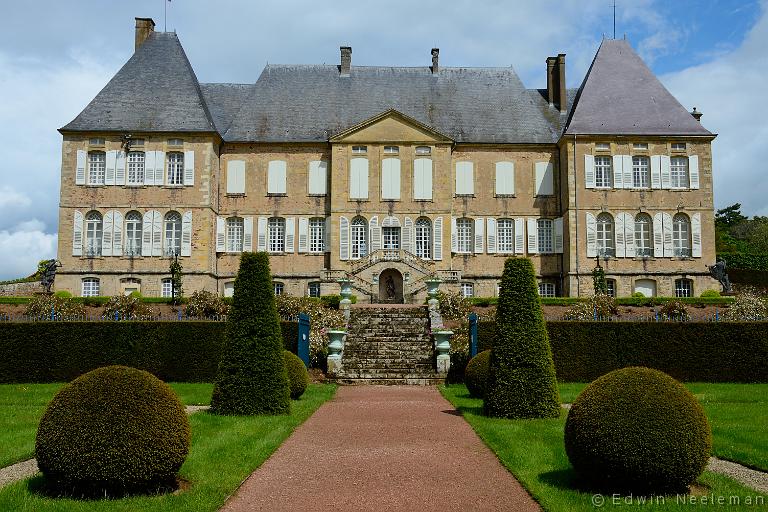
269,218 -> 285,253
226,160 -> 246,194
538,282 -> 556,298
456,218 -> 473,253
224,282 -> 235,298
308,282 -> 321,298
167,152 -> 184,185
161,278 -> 173,298
88,152 -> 106,185
460,282 -> 474,298
670,157 -> 689,188
382,227 -> 400,250
127,152 -> 145,185
497,219 -> 514,253
415,146 -> 431,155
383,146 -> 399,154
455,162 -> 474,195
308,160 -> 327,195
595,142 -> 610,150
273,282 -> 284,295
267,160 -> 287,194
226,217 -> 244,252
671,142 -> 687,151
675,279 -> 693,298
167,138 -> 184,147
632,143 -> 648,150
352,146 -> 367,154
537,219 -> 553,253
381,158 -> 401,200
131,138 -> 145,146
82,278 -> 100,297
594,156 -> 612,188
309,218 -> 325,253
632,156 -> 650,188
88,137 -> 105,146
606,279 -> 616,297
495,162 -> 515,196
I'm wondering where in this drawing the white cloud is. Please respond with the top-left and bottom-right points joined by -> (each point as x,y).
14,219 -> 46,232
0,229 -> 57,280
0,186 -> 31,209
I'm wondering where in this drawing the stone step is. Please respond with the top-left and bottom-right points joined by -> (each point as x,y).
333,377 -> 445,386
343,359 -> 434,367
337,370 -> 443,379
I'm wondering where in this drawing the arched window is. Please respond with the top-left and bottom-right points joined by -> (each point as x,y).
226,217 -> 244,252
415,217 -> 432,259
596,213 -> 615,257
82,277 -> 100,297
537,219 -> 553,253
88,151 -> 106,185
164,211 -> 182,256
351,217 -> 368,259
85,211 -> 102,256
634,213 -> 653,257
127,151 -> 145,185
670,157 -> 689,188
456,218 -> 473,253
268,217 -> 286,253
167,152 -> 184,185
673,213 -> 691,257
497,218 -> 514,253
125,211 -> 142,256
632,156 -> 650,188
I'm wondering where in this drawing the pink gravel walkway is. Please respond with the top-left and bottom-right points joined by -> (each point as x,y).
220,386 -> 539,512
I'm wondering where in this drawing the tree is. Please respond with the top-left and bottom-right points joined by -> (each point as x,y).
210,252 -> 290,415
169,257 -> 183,305
484,257 -> 560,418
715,203 -> 747,229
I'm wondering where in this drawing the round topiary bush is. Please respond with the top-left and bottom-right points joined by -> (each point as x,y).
564,367 -> 711,494
465,350 -> 490,398
36,366 -> 191,497
284,350 -> 309,399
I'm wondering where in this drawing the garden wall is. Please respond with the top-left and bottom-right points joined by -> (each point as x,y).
0,321 -> 298,383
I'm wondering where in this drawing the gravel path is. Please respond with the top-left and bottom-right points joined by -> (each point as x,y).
220,386 -> 540,512
708,457 -> 768,494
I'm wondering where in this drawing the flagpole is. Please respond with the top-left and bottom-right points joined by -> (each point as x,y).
164,0 -> 167,32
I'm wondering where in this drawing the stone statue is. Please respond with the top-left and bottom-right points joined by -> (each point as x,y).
40,259 -> 62,294
385,275 -> 396,299
708,259 -> 733,294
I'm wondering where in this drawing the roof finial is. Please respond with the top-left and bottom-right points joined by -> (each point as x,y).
613,0 -> 616,39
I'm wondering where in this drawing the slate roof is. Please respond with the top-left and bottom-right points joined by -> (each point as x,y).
200,83 -> 255,134
565,39 -> 712,136
60,32 -> 216,133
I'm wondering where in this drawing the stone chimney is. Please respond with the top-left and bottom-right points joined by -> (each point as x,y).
546,56 -> 557,107
135,17 -> 155,52
431,48 -> 439,73
556,53 -> 567,113
545,54 -> 567,112
691,107 -> 703,122
340,46 -> 352,76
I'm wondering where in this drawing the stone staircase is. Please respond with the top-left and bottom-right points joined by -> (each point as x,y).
333,305 -> 444,385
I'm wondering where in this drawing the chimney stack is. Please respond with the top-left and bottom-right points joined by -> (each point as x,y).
691,107 -> 703,122
431,48 -> 439,73
340,46 -> 352,76
134,17 -> 155,52
546,57 -> 557,107
556,53 -> 567,113
545,54 -> 567,113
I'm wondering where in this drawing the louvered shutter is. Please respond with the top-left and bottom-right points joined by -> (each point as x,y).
181,211 -> 192,256
535,162 -> 554,195
75,150 -> 86,185
662,212 -> 674,257
584,154 -> 595,188
381,158 -> 401,200
308,161 -> 327,195
660,155 -> 671,189
151,211 -> 162,256
268,160 -> 287,194
586,213 -> 598,258
112,211 -> 123,256
324,217 -> 331,253
144,151 -> 156,185
650,155 -> 662,189
257,217 -> 268,252
115,151 -> 126,185
612,155 -> 623,189
691,213 -> 702,257
527,218 -> 538,254
154,151 -> 165,185
142,211 -> 153,256
403,217 -> 414,254
622,155 -> 632,188
689,155 -> 700,189
216,216 -> 226,252
105,151 -> 117,185
486,218 -> 497,254
622,213 -> 635,258
369,216 -> 381,252
350,158 -> 368,199
615,211 -> 625,257
495,162 -> 514,195
554,217 -> 564,254
285,217 -> 295,253
433,217 -> 443,260
72,210 -> 84,256
414,158 -> 433,200
514,218 -> 525,254
101,211 -> 113,256
184,150 -> 195,186
653,212 -> 664,257
339,216 -> 350,260
243,217 -> 254,252
474,218 -> 484,254
298,217 -> 309,253
451,217 -> 458,253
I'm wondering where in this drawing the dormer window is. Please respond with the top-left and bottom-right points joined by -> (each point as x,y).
595,142 -> 610,150
383,146 -> 399,154
168,138 -> 184,147
415,146 -> 432,155
352,146 -> 367,154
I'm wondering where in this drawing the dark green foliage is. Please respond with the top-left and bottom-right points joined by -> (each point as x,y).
564,367 -> 711,494
700,289 -> 721,298
447,352 -> 470,384
465,350 -> 490,398
211,252 -> 290,415
719,253 -> 768,272
318,294 -> 357,309
35,365 -> 190,497
484,258 -> 560,418
0,321 -> 298,383
284,350 -> 309,399
592,266 -> 607,295
168,258 -> 183,305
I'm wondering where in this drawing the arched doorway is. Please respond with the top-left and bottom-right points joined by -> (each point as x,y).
378,268 -> 404,303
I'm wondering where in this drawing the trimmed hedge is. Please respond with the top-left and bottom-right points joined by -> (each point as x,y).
719,252 -> 768,272
465,350 -> 490,398
284,350 -> 309,399
0,321 -> 298,383
477,321 -> 768,382
467,296 -> 735,307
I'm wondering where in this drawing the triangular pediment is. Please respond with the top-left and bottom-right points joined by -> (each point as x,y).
330,109 -> 453,143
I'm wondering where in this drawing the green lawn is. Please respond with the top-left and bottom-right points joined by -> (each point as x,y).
0,383 -> 335,511
441,384 -> 767,512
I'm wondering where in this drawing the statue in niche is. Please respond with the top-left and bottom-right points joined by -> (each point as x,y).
386,275 -> 396,299
707,259 -> 733,294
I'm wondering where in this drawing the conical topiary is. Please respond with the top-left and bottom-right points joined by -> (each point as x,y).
210,252 -> 290,415
484,257 -> 560,418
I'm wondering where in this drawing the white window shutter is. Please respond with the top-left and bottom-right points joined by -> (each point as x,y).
324,217 -> 331,252
285,217 -> 295,253
112,211 -> 123,256
450,217 -> 458,253
495,162 -> 514,195
615,211 -> 625,257
104,150 -> 117,186
650,155 -> 662,189
661,155 -> 671,189
216,216 -> 226,253
257,217 -> 268,252
692,213 -> 702,257
623,213 -> 635,258
433,216 -> 443,260
535,162 -> 554,195
350,158 -> 369,199
308,161 -> 327,195
586,213 -> 598,258
622,155 -> 632,188
339,216 -> 350,260
369,216 -> 381,252
151,211 -> 162,256
381,158 -> 401,200
554,217 -> 564,254
181,211 -> 192,256
514,218 -> 525,254
612,155 -> 624,189
403,217 -> 414,254
243,216 -> 254,252
154,151 -> 165,185
102,211 -> 113,256
474,218 -> 484,254
144,151 -> 156,185
184,150 -> 195,186
227,160 -> 245,194
142,211 -> 154,256
414,158 -> 433,200
527,218 -> 538,254
72,210 -> 83,256
267,160 -> 287,194
456,162 -> 473,195
584,154 -> 595,188
486,218 -> 497,254
662,212 -> 674,257
689,155 -> 700,189
298,217 -> 309,253
653,212 -> 664,257
75,150 -> 86,185
115,152 -> 126,186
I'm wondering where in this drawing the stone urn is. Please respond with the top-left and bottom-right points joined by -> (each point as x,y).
326,329 -> 346,376
425,277 -> 442,299
337,278 -> 353,300
433,329 -> 453,374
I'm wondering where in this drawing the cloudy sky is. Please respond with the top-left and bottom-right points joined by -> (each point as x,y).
0,0 -> 765,280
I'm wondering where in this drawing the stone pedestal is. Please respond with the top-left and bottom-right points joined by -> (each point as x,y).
433,330 -> 453,375
326,329 -> 346,376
